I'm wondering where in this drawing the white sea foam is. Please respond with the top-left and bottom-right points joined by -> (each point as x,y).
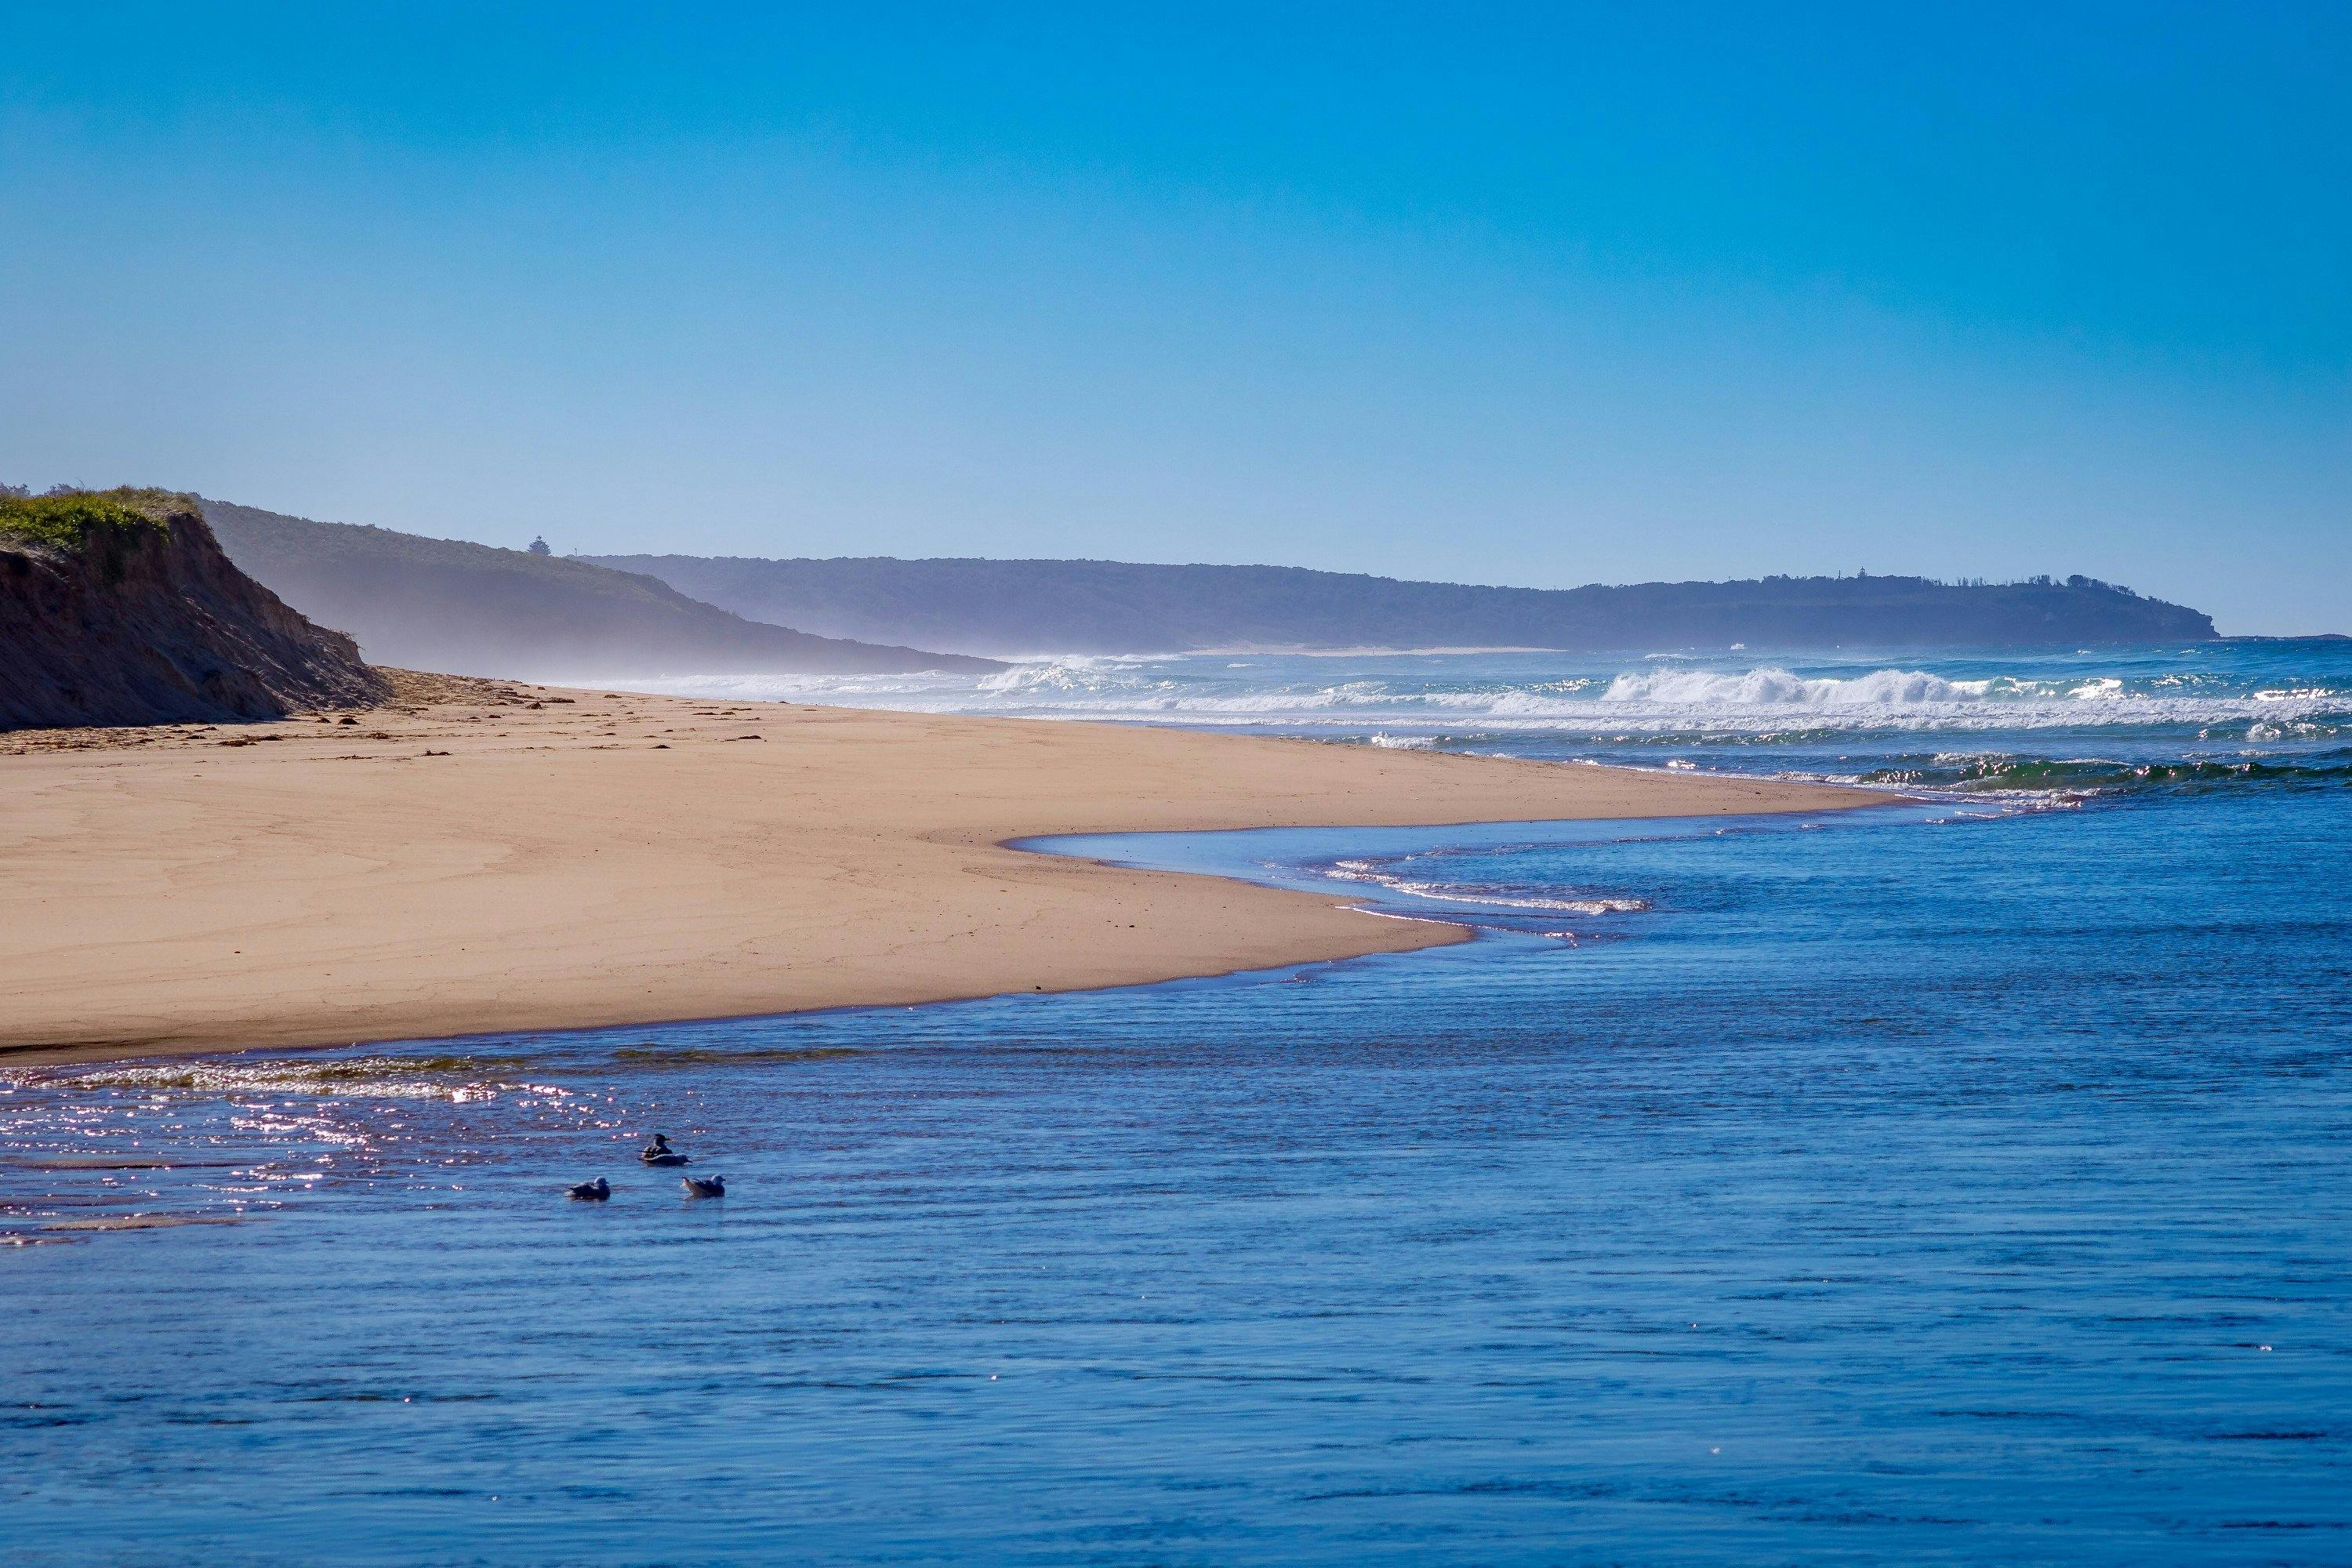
606,659 -> 2346,737
1321,858 -> 1648,915
1600,666 -> 1989,706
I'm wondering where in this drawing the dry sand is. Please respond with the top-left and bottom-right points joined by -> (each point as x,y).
2,671 -> 1873,1066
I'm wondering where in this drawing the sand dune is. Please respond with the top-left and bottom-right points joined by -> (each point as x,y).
1,671 -> 1871,1065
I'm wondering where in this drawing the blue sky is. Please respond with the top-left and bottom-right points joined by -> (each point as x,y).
2,2 -> 2345,632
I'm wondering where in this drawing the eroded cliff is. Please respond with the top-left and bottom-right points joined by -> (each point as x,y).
1,490 -> 387,730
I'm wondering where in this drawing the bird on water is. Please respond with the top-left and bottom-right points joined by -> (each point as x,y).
640,1133 -> 691,1167
681,1174 -> 726,1200
567,1178 -> 611,1201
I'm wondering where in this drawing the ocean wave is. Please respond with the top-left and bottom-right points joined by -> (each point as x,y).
608,661 -> 2349,739
1861,752 -> 2352,797
973,655 -> 1160,695
1601,666 -> 1991,706
1322,858 -> 1649,915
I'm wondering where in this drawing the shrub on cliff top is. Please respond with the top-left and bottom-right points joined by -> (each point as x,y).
0,488 -> 187,552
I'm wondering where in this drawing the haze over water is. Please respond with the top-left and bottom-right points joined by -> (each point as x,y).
9,639 -> 2349,1563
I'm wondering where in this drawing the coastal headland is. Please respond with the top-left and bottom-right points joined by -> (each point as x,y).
2,672 -> 1870,1066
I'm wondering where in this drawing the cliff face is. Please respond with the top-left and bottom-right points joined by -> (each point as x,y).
0,492 -> 388,731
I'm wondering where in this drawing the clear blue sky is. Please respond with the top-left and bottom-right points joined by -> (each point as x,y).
3,3 -> 2345,633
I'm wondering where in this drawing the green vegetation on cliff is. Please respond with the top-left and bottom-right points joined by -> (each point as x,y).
1,489 -> 387,729
0,488 -> 182,552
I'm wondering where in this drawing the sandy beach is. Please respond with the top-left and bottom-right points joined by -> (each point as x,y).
1,672 -> 1870,1066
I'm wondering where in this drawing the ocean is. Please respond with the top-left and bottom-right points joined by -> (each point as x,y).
6,640 -> 2349,1564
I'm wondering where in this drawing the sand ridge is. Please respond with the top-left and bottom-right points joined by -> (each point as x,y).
1,671 -> 1875,1065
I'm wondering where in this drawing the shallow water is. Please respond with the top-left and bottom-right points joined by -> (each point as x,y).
6,642 -> 2349,1564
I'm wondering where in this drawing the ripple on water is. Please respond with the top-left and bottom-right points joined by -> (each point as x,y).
7,643 -> 2352,1563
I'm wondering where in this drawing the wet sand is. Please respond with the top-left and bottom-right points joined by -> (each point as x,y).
1,671 -> 1871,1065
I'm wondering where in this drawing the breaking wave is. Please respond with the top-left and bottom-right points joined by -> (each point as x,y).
1862,750 -> 2352,798
1321,857 -> 1650,916
617,658 -> 2347,738
1601,666 -> 1988,706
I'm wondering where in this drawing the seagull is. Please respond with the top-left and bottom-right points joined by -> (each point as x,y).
566,1178 -> 611,1201
681,1174 -> 726,1200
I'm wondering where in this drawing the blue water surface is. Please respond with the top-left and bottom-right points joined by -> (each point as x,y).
5,642 -> 2350,1565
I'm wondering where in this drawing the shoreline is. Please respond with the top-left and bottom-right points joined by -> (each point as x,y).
2,672 -> 1880,1068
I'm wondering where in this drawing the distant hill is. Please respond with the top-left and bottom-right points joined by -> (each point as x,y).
202,502 -> 1000,681
2,489 -> 386,730
583,554 -> 2220,656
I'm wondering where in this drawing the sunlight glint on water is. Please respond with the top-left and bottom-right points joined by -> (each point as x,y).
5,641 -> 2348,1564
